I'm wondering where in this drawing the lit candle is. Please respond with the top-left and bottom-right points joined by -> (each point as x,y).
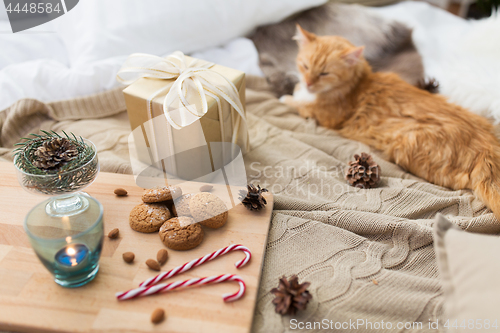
55,243 -> 90,267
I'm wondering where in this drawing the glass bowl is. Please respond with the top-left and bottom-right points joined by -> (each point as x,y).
14,139 -> 99,217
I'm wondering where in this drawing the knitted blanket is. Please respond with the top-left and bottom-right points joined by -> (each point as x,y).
1,77 -> 499,333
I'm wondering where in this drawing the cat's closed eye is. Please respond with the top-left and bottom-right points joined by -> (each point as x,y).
320,72 -> 329,76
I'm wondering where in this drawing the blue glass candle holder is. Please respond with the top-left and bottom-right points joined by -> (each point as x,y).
24,194 -> 104,288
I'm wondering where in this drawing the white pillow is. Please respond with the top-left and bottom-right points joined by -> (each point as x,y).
434,214 -> 500,332
55,0 -> 327,66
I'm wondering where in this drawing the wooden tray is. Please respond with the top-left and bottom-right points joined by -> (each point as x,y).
0,162 -> 273,333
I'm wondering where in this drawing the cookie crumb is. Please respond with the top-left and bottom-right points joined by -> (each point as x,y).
372,279 -> 378,285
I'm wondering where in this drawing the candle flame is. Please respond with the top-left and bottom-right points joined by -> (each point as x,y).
65,236 -> 72,244
67,247 -> 76,256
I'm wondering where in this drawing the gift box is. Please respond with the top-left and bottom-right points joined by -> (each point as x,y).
118,52 -> 248,181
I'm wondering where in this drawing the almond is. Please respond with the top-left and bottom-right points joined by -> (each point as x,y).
114,188 -> 128,196
122,252 -> 135,263
151,308 -> 165,324
146,259 -> 161,271
199,184 -> 213,192
157,249 -> 169,265
108,228 -> 119,239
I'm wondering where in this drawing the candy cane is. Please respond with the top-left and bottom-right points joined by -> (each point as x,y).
140,244 -> 251,288
116,274 -> 245,302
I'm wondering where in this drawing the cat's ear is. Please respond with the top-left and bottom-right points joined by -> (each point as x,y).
293,24 -> 316,47
342,46 -> 365,66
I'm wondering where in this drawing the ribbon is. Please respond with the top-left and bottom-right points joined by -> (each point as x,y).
117,51 -> 246,131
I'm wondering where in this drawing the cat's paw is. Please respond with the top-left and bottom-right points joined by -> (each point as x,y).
279,95 -> 294,105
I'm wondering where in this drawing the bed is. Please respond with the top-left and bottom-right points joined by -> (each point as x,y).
1,1 -> 500,332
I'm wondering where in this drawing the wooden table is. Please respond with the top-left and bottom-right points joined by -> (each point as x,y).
0,162 -> 273,333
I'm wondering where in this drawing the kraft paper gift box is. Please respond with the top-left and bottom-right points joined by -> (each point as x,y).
118,52 -> 248,181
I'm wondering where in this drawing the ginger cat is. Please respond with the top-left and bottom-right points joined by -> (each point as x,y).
281,25 -> 500,221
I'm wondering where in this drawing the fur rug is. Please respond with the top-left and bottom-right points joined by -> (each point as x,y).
441,11 -> 500,122
250,3 -> 424,96
373,3 -> 500,123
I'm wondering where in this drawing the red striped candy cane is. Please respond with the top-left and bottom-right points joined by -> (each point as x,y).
139,244 -> 251,288
116,274 -> 245,302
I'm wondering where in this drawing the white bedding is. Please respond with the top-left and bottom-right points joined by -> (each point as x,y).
0,32 -> 263,111
1,1 -> 499,119
371,2 -> 500,122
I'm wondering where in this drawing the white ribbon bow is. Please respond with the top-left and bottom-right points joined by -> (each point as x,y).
117,51 -> 246,130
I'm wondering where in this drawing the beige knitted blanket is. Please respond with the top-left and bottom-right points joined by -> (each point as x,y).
2,76 -> 499,333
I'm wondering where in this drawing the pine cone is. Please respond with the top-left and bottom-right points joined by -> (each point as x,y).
239,184 -> 268,211
271,275 -> 312,315
33,137 -> 78,170
345,153 -> 380,189
417,78 -> 439,94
